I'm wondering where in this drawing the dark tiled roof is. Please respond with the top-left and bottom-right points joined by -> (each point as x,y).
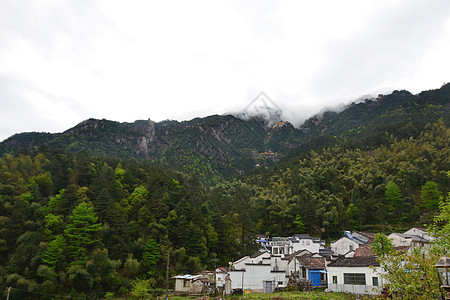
285,249 -> 312,261
319,248 -> 334,257
353,245 -> 375,257
328,256 -> 380,267
297,257 -> 325,269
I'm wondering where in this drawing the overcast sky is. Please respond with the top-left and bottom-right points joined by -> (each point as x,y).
1,0 -> 450,141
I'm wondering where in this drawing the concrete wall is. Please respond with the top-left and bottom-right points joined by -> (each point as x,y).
327,266 -> 383,295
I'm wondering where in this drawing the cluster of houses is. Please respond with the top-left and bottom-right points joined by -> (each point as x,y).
172,228 -> 434,296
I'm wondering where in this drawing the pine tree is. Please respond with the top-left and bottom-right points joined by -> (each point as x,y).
64,202 -> 102,265
142,239 -> 161,276
42,234 -> 66,270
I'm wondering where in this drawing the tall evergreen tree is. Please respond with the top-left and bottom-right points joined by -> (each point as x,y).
64,202 -> 102,265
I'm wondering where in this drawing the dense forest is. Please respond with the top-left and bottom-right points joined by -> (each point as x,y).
0,84 -> 449,298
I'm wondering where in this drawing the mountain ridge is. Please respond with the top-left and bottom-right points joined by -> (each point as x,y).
1,83 -> 449,184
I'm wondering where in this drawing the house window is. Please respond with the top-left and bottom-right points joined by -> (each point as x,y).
332,276 -> 338,284
278,281 -> 283,285
273,248 -> 278,254
183,280 -> 190,287
344,273 -> 366,285
349,245 -> 354,251
372,276 -> 379,286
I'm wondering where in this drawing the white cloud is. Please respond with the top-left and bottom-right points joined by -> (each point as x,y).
1,0 -> 449,141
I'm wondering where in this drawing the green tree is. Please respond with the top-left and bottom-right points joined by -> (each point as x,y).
142,239 -> 161,276
421,181 -> 442,210
293,214 -> 306,233
372,233 -> 393,257
376,247 -> 440,299
64,202 -> 102,265
130,278 -> 152,299
41,234 -> 66,270
385,181 -> 403,220
429,173 -> 450,250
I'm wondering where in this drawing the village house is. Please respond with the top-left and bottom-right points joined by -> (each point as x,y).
330,231 -> 374,256
327,256 -> 383,295
172,274 -> 208,295
215,267 -> 228,291
227,252 -> 289,294
269,234 -> 325,255
388,228 -> 434,248
288,255 -> 327,287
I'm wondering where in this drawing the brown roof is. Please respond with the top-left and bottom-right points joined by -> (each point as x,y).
296,257 -> 325,269
328,256 -> 380,268
353,245 -> 376,257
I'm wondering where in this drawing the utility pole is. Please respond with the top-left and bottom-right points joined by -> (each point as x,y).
6,287 -> 11,300
165,251 -> 170,300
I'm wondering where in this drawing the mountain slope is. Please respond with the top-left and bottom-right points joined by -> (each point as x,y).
0,115 -> 302,184
1,83 -> 449,184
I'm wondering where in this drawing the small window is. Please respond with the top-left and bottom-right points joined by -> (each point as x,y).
344,273 -> 366,285
372,276 -> 379,286
349,245 -> 354,251
278,281 -> 283,285
332,276 -> 338,284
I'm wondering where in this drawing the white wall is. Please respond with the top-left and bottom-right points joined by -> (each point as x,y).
331,237 -> 360,255
292,239 -> 321,253
404,228 -> 433,241
327,266 -> 383,295
388,233 -> 411,247
228,262 -> 289,292
233,256 -> 250,270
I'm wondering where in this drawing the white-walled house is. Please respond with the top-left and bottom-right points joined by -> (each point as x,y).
215,267 -> 228,290
228,253 -> 289,293
404,228 -> 434,242
388,232 -> 431,248
331,231 -> 373,256
331,237 -> 362,256
269,234 -> 325,255
327,256 -> 383,295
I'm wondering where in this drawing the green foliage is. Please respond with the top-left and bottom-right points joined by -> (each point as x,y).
421,181 -> 442,210
429,173 -> 450,250
385,181 -> 402,213
42,234 -> 66,270
376,247 -> 441,299
130,278 -> 152,299
142,239 -> 161,276
371,233 -> 393,257
64,202 -> 102,265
